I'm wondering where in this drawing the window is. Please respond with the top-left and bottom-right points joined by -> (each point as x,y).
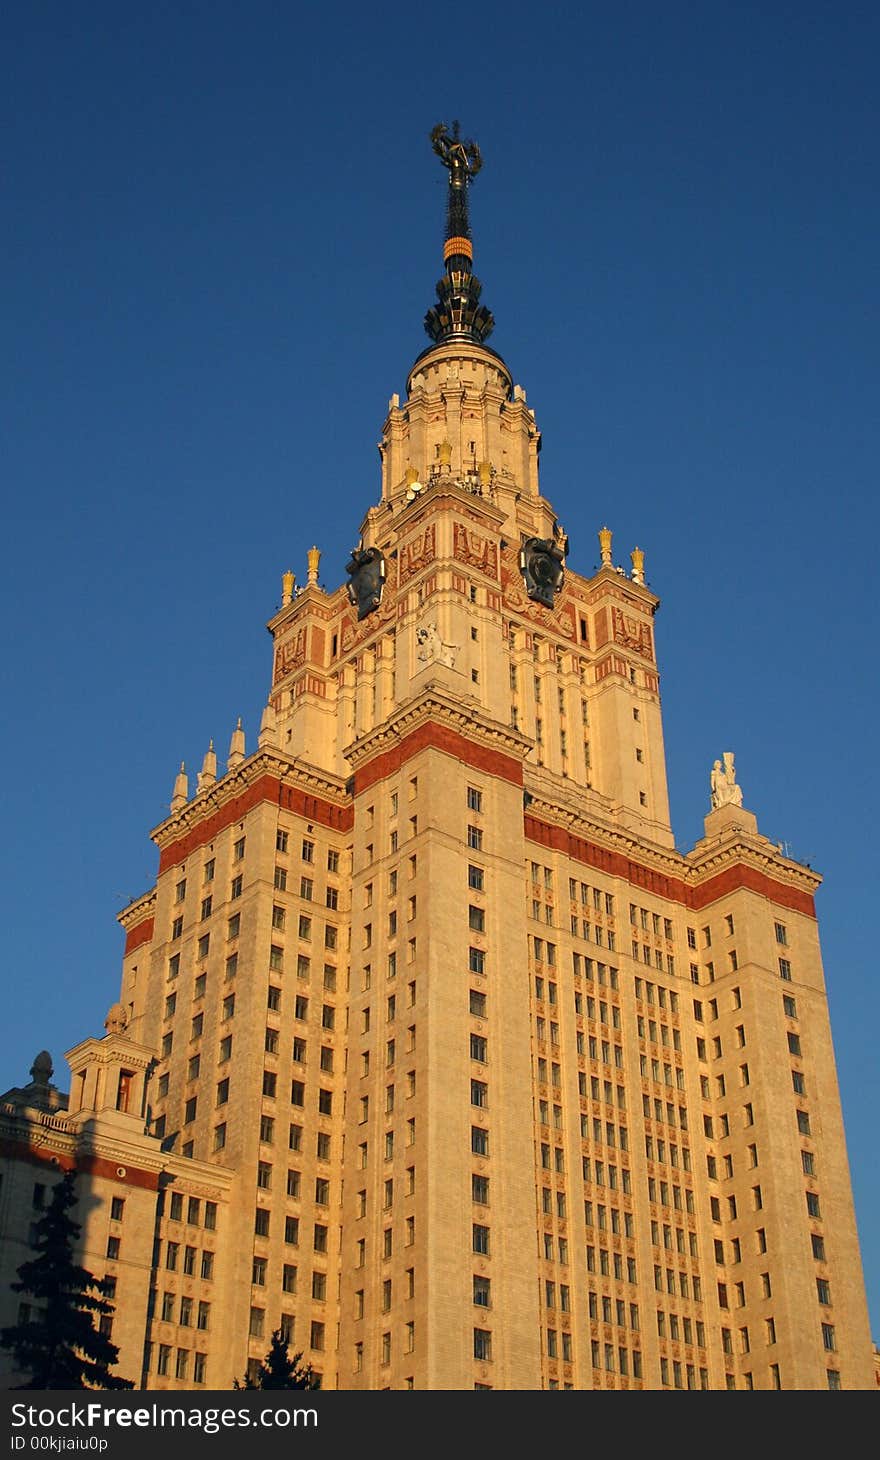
467,825 -> 483,851
470,1034 -> 487,1063
468,865 -> 484,892
775,922 -> 788,946
467,787 -> 483,812
473,1329 -> 492,1361
787,1032 -> 802,1056
468,905 -> 485,932
473,1275 -> 491,1308
471,1126 -> 489,1156
821,1323 -> 836,1352
472,1174 -> 489,1205
469,989 -> 487,1017
233,837 -> 246,862
471,1080 -> 488,1108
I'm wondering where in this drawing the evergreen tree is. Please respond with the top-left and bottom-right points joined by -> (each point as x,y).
0,1170 -> 133,1389
234,1329 -> 321,1390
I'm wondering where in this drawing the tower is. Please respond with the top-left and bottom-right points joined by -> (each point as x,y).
0,126 -> 873,1392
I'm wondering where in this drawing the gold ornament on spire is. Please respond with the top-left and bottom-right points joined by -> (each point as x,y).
282,569 -> 295,606
631,547 -> 645,585
307,546 -> 321,586
599,526 -> 613,566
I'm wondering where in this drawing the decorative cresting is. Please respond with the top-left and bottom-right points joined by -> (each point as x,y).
424,121 -> 494,346
519,528 -> 568,609
346,545 -> 386,620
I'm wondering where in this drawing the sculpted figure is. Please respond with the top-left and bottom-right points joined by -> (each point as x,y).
710,752 -> 743,809
416,623 -> 457,668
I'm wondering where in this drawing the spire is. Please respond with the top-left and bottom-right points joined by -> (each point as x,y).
171,761 -> 188,812
196,740 -> 217,793
259,702 -> 277,749
228,717 -> 245,770
424,122 -> 494,346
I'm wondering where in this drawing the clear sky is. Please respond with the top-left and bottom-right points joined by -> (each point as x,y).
3,3 -> 878,1342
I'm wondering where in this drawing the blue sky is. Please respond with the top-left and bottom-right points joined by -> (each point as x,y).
3,3 -> 879,1342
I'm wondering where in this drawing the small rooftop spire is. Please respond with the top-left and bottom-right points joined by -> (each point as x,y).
171,761 -> 188,812
424,122 -> 494,346
259,702 -> 278,749
196,740 -> 217,793
228,717 -> 245,770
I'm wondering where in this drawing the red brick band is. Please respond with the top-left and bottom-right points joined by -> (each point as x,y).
524,815 -> 816,918
124,918 -> 154,956
354,720 -> 523,795
0,1138 -> 160,1189
157,775 -> 352,874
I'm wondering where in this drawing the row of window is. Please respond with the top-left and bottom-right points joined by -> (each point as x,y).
276,829 -> 340,871
149,1343 -> 208,1383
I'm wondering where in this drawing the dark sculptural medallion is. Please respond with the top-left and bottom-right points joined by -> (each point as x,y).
519,536 -> 566,608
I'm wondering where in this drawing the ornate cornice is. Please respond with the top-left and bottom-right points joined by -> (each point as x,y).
524,791 -> 820,913
686,829 -> 821,896
390,477 -> 507,532
345,689 -> 531,775
525,788 -> 686,876
0,1107 -> 236,1195
583,565 -> 660,612
150,749 -> 348,851
117,889 -> 156,931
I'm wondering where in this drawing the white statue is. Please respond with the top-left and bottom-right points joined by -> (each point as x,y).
710,752 -> 743,810
416,623 -> 458,669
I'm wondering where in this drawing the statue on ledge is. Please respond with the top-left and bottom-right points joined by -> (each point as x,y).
710,752 -> 743,810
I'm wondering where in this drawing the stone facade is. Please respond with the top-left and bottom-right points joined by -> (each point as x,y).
0,157 -> 874,1392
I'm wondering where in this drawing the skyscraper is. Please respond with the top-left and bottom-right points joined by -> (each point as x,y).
1,126 -> 873,1392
